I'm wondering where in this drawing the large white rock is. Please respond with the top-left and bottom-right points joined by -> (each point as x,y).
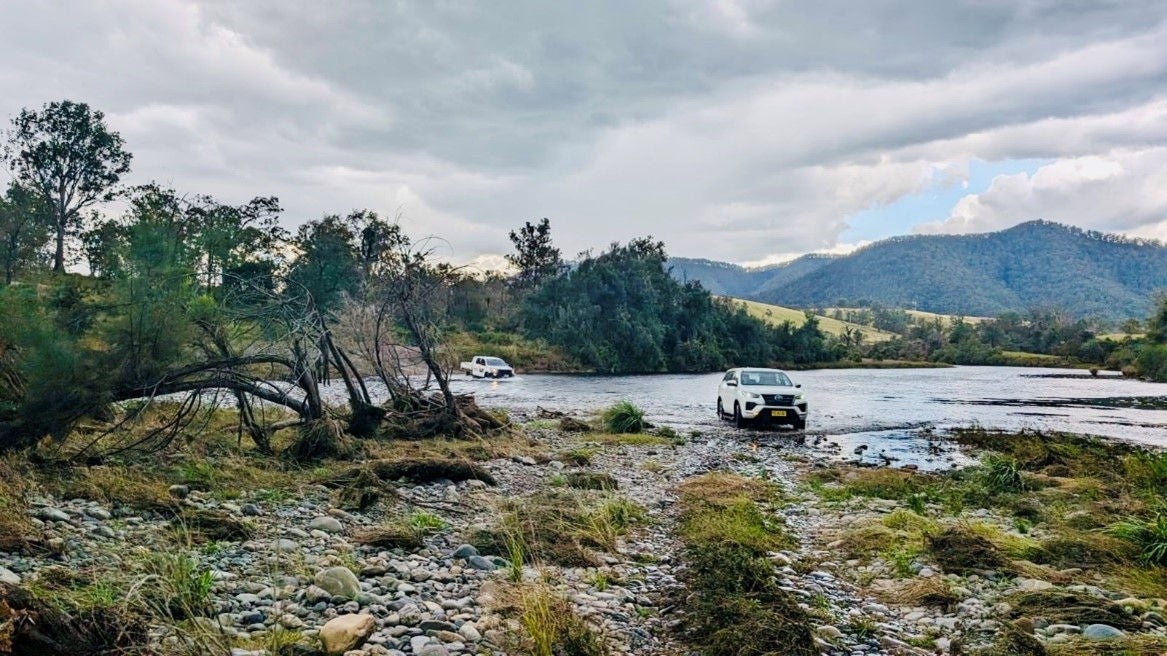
319,613 -> 375,655
0,567 -> 21,586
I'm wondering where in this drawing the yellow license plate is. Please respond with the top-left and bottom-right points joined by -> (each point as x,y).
771,410 -> 787,417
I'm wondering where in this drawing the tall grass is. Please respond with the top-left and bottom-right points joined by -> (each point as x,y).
599,401 -> 646,434
1109,515 -> 1167,565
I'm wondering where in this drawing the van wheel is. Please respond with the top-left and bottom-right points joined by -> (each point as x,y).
734,403 -> 746,428
716,398 -> 725,420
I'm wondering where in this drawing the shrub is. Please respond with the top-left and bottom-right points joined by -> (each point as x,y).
599,401 -> 646,434
408,510 -> 446,534
979,454 -> 1027,494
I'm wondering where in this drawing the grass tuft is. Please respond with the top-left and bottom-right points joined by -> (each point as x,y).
599,401 -> 646,434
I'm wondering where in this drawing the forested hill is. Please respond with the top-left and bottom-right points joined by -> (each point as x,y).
671,222 -> 1167,320
668,254 -> 837,297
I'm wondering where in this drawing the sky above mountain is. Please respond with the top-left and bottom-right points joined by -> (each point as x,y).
1,1 -> 1165,266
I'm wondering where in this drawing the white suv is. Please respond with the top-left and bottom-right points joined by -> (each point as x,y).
716,367 -> 807,429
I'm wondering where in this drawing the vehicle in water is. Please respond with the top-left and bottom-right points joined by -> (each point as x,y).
460,355 -> 515,379
716,367 -> 807,429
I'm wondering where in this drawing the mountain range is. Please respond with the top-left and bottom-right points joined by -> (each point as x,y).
669,221 -> 1167,320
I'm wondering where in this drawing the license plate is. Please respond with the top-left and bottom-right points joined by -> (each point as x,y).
771,410 -> 787,417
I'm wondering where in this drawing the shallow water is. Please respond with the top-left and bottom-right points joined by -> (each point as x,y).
318,366 -> 1167,471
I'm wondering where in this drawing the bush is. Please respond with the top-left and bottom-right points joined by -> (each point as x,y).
979,455 -> 1027,494
599,401 -> 646,433
1109,515 -> 1167,565
1135,344 -> 1167,381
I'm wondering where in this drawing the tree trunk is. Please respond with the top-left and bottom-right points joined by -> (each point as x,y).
53,214 -> 65,274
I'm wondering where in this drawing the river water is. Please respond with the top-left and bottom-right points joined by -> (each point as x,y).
431,366 -> 1167,470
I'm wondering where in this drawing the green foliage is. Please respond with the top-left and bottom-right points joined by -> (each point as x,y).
507,218 -> 564,290
3,99 -> 133,274
600,401 -> 646,434
1134,343 -> 1167,382
523,238 -> 833,373
979,455 -> 1028,494
407,510 -> 447,534
1109,515 -> 1167,565
677,473 -> 815,655
0,183 -> 52,284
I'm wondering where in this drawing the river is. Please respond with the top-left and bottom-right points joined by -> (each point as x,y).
430,366 -> 1167,470
314,366 -> 1167,470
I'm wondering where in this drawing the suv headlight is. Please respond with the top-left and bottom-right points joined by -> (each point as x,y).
743,392 -> 762,400
795,393 -> 805,401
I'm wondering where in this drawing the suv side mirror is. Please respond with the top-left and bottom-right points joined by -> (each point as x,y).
795,384 -> 802,388
726,381 -> 737,387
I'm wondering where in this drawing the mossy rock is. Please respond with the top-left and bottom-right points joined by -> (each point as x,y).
1007,590 -> 1142,631
355,526 -> 423,550
566,472 -> 618,491
978,623 -> 1046,656
927,527 -> 1011,575
1031,535 -> 1131,569
559,417 -> 593,433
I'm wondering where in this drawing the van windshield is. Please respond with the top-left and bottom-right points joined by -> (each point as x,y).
740,371 -> 791,386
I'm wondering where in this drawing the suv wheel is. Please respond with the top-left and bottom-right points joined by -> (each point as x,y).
734,402 -> 746,428
716,398 -> 725,420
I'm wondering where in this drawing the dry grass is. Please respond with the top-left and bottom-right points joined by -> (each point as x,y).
677,472 -> 782,507
1048,635 -> 1167,655
472,491 -> 646,567
0,455 -> 37,551
493,583 -> 607,656
582,433 -> 672,447
877,577 -> 958,609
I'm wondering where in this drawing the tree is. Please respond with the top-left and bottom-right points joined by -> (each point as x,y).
187,194 -> 283,291
0,184 -> 52,284
3,100 -> 132,274
506,218 -> 563,289
80,217 -> 126,279
286,213 -> 362,314
1148,294 -> 1167,344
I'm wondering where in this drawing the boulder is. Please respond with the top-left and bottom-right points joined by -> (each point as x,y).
319,613 -> 375,655
314,567 -> 361,599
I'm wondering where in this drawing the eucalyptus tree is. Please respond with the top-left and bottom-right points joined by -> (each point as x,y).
0,184 -> 52,284
2,101 -> 132,274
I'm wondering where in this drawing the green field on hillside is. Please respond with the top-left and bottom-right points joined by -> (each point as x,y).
726,298 -> 898,342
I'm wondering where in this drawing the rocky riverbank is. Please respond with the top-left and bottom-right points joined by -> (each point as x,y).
2,415 -> 1167,655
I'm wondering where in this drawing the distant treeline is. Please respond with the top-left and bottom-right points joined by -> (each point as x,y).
827,303 -> 1167,380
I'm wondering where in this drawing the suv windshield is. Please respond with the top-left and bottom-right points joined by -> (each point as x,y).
485,358 -> 507,366
740,371 -> 791,386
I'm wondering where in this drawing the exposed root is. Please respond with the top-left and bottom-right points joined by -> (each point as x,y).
283,418 -> 359,463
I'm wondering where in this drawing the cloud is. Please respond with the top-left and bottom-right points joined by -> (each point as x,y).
916,148 -> 1167,240
2,1 -> 1166,264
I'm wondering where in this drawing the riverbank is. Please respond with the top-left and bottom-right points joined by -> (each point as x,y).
3,413 -> 1167,655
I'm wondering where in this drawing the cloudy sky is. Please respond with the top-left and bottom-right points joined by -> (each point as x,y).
2,1 -> 1166,267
